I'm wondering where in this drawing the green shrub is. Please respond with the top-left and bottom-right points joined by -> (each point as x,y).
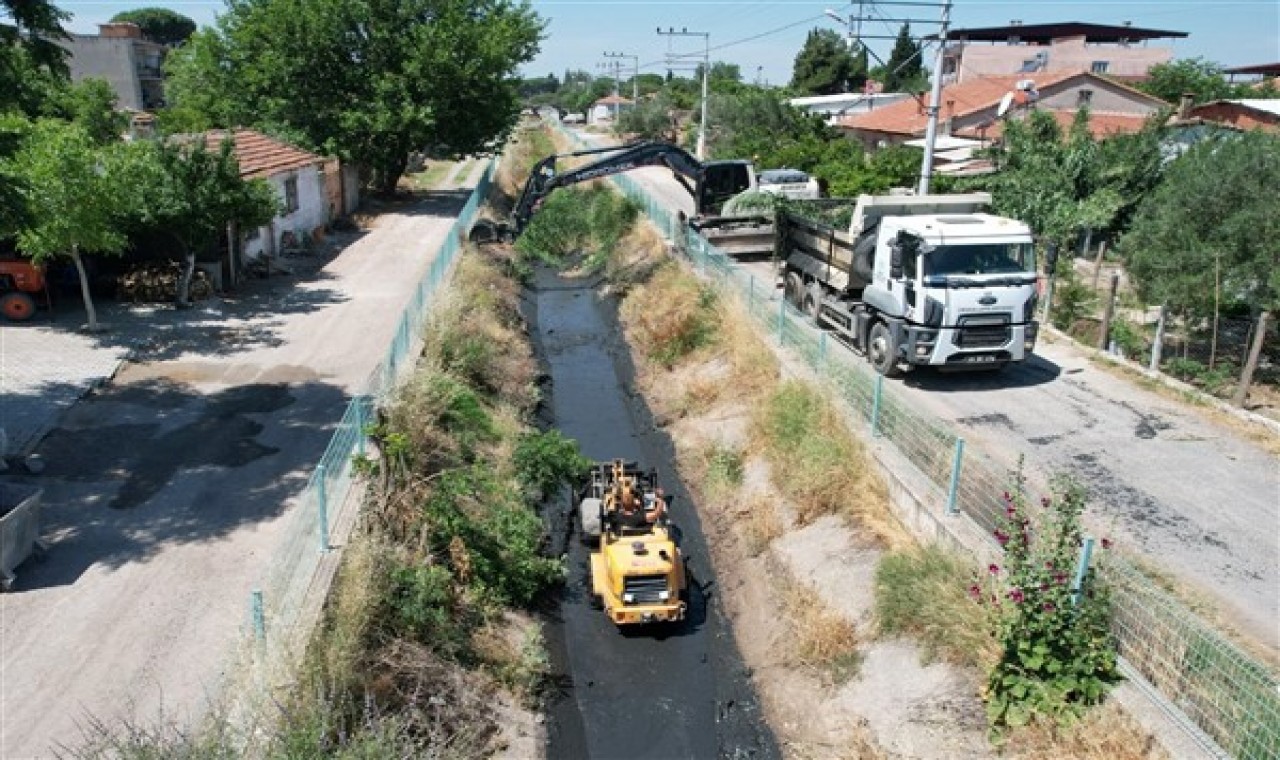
1051,266 -> 1097,330
514,185 -> 638,268
513,429 -> 591,500
980,477 -> 1121,735
1107,317 -> 1147,359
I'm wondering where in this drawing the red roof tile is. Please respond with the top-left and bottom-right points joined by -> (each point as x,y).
839,71 -> 1165,137
839,72 -> 1079,136
955,110 -> 1152,140
203,129 -> 325,180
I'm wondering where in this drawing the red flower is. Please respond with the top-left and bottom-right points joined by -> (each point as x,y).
968,584 -> 982,600
1042,602 -> 1055,613
995,529 -> 1010,546
988,564 -> 1001,575
1008,588 -> 1025,604
1101,537 -> 1113,550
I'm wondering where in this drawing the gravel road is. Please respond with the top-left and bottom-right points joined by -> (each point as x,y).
0,187 -> 478,758
566,128 -> 1279,656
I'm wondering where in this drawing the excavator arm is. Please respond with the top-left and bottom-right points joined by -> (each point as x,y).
511,141 -> 706,234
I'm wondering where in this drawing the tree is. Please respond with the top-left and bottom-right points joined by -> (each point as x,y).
1,0 -> 70,117
1138,58 -> 1231,105
883,23 -> 925,92
9,120 -> 126,330
117,137 -> 279,305
1121,130 -> 1280,329
163,0 -> 543,194
49,79 -> 128,145
791,28 -> 857,95
109,7 -> 196,47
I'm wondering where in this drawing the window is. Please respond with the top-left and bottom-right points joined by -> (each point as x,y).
1091,60 -> 1110,74
1077,89 -> 1094,106
283,177 -> 299,214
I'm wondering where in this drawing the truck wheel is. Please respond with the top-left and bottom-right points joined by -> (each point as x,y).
1,292 -> 36,322
784,273 -> 803,309
802,282 -> 822,322
868,321 -> 901,377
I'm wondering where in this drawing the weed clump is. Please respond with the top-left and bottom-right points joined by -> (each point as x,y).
752,382 -> 890,535
621,261 -> 719,368
874,545 -> 997,668
514,185 -> 638,267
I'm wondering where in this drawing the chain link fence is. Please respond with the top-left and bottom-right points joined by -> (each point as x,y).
221,161 -> 495,738
563,125 -> 1277,760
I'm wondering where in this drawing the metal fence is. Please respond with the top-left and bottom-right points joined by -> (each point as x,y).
561,126 -> 1279,760
224,161 -> 495,735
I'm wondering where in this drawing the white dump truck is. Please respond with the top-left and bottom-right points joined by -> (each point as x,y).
777,193 -> 1040,374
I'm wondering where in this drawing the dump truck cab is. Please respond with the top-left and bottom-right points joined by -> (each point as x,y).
579,460 -> 687,626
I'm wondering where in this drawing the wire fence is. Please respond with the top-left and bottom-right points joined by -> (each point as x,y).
222,161 -> 495,738
563,125 -> 1278,760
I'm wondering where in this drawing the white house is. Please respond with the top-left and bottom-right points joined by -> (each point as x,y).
203,129 -> 358,261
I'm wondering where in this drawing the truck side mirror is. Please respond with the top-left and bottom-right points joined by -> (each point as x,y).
890,231 -> 917,280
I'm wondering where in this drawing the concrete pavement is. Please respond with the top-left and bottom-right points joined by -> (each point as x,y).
0,183 -> 478,757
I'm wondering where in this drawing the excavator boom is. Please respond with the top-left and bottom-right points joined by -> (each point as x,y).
512,141 -> 706,233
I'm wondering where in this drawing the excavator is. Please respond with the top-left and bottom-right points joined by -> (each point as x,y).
471,141 -> 764,244
577,459 -> 688,626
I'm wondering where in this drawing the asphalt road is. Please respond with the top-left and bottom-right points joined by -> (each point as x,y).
529,266 -> 777,760
567,128 -> 1280,656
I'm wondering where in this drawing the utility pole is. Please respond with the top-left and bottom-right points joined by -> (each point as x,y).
917,0 -> 951,195
658,26 -> 710,159
603,51 -> 640,103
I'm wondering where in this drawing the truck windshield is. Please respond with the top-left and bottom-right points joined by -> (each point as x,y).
924,243 -> 1035,276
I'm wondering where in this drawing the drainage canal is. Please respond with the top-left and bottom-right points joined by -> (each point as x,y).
527,265 -> 778,759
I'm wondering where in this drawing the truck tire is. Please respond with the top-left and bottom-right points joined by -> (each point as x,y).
802,281 -> 822,322
784,273 -> 804,309
1,292 -> 36,322
868,321 -> 901,377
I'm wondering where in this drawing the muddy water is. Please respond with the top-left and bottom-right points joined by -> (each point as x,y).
528,266 -> 777,760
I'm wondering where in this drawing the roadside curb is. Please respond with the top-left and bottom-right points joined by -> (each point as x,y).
1042,324 -> 1280,438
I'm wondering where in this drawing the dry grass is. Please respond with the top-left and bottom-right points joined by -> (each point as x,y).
470,612 -> 549,708
740,492 -> 785,556
750,381 -> 904,546
619,261 -> 718,368
781,579 -> 862,685
873,545 -> 999,669
1007,702 -> 1170,760
719,293 -> 782,402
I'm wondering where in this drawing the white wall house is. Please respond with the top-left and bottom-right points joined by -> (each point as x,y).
204,129 -> 344,260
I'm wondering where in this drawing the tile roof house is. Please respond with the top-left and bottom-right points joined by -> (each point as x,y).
200,129 -> 360,276
1180,99 -> 1280,133
838,71 -> 1168,151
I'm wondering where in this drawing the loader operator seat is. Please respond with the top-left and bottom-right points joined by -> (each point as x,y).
615,479 -> 650,530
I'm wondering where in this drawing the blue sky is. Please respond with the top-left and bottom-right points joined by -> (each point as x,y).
55,0 -> 1279,86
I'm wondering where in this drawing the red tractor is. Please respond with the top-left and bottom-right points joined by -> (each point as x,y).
0,259 -> 48,321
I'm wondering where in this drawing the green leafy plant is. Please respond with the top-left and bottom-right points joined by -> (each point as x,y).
1107,317 -> 1147,359
512,429 -> 591,500
979,476 -> 1121,735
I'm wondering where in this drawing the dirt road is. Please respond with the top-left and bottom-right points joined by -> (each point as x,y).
0,186 -> 478,758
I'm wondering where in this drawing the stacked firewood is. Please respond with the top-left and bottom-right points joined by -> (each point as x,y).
117,262 -> 214,303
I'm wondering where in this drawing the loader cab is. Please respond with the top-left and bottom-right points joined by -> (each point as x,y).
696,160 -> 756,216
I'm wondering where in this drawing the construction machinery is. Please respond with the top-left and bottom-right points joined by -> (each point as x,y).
472,141 -> 759,243
0,259 -> 47,322
775,193 -> 1040,374
578,459 -> 687,626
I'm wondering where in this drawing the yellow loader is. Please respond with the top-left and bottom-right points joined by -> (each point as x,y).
578,460 -> 687,626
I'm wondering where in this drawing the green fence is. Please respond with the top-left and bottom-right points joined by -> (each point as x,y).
559,124 -> 1277,760
227,161 -> 495,732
